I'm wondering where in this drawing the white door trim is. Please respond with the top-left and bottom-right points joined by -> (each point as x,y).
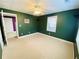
0,10 -> 19,44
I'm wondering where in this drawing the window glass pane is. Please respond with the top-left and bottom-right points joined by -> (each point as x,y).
47,16 -> 57,32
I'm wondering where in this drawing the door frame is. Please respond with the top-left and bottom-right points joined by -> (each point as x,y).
0,10 -> 19,44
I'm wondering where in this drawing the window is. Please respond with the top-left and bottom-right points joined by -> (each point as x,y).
47,16 -> 57,32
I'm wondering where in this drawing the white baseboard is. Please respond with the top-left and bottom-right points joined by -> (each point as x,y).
18,32 -> 74,45
18,32 -> 39,39
38,32 -> 74,45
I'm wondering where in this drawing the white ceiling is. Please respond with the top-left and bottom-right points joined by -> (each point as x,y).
0,0 -> 79,16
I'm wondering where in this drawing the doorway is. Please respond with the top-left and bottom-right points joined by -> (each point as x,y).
0,10 -> 19,45
76,22 -> 79,59
4,16 -> 17,38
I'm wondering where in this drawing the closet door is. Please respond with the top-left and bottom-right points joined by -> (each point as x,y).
76,20 -> 79,59
0,10 -> 7,46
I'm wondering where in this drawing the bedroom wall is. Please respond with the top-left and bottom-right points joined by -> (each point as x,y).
37,9 -> 79,42
0,8 -> 38,36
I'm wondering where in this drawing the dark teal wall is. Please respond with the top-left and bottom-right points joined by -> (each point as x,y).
0,8 -> 38,36
38,9 -> 79,42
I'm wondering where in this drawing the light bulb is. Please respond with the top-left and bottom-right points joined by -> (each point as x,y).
33,10 -> 42,16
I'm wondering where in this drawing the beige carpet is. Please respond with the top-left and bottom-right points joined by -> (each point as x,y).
2,33 -> 74,59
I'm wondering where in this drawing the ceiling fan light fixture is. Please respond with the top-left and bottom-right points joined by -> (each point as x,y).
33,10 -> 42,16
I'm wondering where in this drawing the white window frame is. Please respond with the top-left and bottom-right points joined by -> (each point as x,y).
47,15 -> 57,32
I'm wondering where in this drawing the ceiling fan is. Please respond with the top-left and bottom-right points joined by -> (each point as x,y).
27,0 -> 53,16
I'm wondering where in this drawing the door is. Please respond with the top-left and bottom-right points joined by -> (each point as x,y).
76,25 -> 79,59
0,10 -> 7,46
4,17 -> 17,39
0,27 -> 4,49
76,19 -> 79,59
76,27 -> 79,52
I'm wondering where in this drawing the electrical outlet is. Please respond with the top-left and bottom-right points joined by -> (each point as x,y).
21,33 -> 23,35
28,32 -> 30,34
48,32 -> 50,35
